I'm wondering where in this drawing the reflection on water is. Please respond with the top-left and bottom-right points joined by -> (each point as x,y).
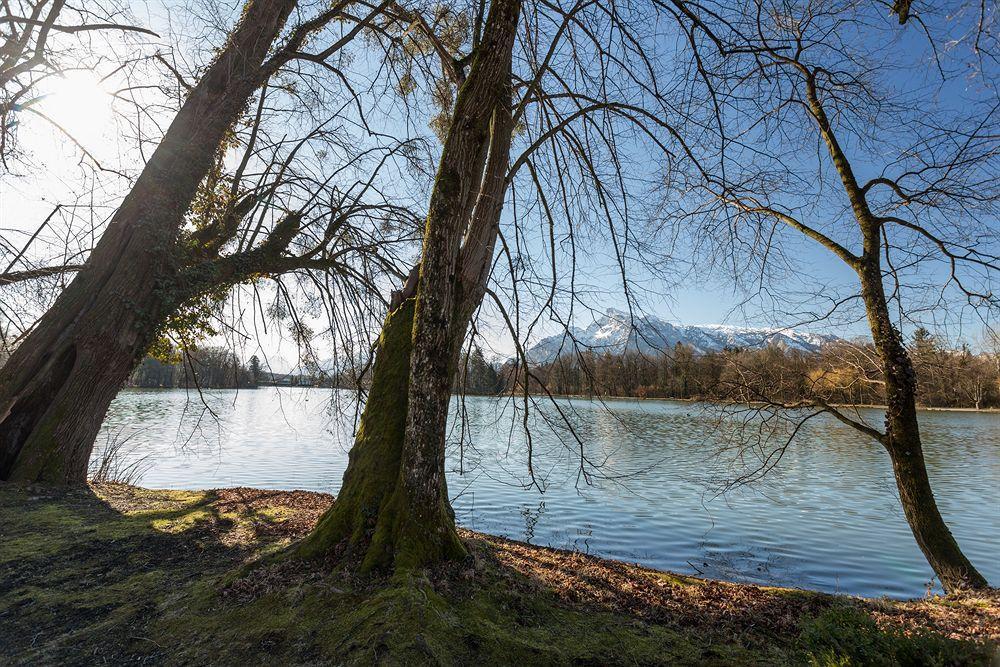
95,387 -> 1000,599
520,501 -> 546,544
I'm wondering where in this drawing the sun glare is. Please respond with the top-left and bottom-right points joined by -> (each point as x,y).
35,69 -> 115,149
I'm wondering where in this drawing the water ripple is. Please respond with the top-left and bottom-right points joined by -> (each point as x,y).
94,388 -> 1000,599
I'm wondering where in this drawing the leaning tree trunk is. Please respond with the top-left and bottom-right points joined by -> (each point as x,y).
807,72 -> 987,592
0,0 -> 297,484
293,0 -> 520,573
861,271 -> 988,592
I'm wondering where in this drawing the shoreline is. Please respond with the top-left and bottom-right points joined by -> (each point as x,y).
2,481 -> 996,665
119,385 -> 1000,413
84,484 -> 989,604
499,393 -> 1000,414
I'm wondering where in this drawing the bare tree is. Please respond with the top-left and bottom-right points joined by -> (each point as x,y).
656,0 -> 996,591
294,0 -> 522,571
290,0 -> 728,571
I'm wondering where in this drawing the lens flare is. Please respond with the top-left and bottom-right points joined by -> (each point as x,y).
35,69 -> 115,149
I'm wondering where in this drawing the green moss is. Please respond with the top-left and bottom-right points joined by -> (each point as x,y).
293,298 -> 466,572
256,506 -> 294,520
799,605 -> 992,666
150,507 -> 216,533
0,482 -> 993,666
156,563 -> 734,666
294,300 -> 415,564
8,403 -> 67,482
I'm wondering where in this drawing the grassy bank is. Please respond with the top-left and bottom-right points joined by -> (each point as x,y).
0,483 -> 995,665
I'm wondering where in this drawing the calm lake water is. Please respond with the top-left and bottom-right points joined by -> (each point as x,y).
94,388 -> 999,599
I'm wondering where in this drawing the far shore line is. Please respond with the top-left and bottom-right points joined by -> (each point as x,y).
537,393 -> 1000,414
122,385 -> 1000,414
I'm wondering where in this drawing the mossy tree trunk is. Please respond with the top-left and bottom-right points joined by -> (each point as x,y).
292,299 -> 455,570
860,268 -> 989,592
0,0 -> 298,484
295,0 -> 520,572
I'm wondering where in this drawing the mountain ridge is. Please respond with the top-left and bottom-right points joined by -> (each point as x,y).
525,308 -> 841,363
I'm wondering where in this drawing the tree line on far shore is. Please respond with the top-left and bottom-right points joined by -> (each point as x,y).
125,345 -> 507,393
128,348 -> 257,389
1,0 -> 992,592
122,328 -> 999,410
502,328 -> 1000,410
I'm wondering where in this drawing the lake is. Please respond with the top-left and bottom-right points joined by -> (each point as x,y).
94,387 -> 999,599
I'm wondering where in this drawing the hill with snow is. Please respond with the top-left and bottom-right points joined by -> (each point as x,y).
525,309 -> 840,363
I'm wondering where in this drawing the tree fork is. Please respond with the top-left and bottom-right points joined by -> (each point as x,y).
0,0 -> 299,484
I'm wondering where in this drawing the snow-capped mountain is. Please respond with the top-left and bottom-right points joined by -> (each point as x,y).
525,309 -> 840,363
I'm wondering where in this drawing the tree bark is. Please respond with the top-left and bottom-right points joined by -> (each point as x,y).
290,299 -> 460,571
859,269 -> 989,592
390,0 -> 519,571
294,0 -> 520,572
0,0 -> 297,484
803,69 -> 988,592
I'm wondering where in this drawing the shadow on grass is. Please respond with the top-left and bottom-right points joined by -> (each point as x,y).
0,482 -> 993,666
0,483 -> 294,663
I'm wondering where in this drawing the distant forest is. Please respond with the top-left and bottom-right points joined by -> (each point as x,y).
129,347 -> 257,389
122,329 -> 999,410
504,328 -> 1000,410
127,346 -> 506,393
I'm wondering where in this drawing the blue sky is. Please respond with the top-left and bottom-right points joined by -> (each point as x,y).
2,0 -> 997,364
